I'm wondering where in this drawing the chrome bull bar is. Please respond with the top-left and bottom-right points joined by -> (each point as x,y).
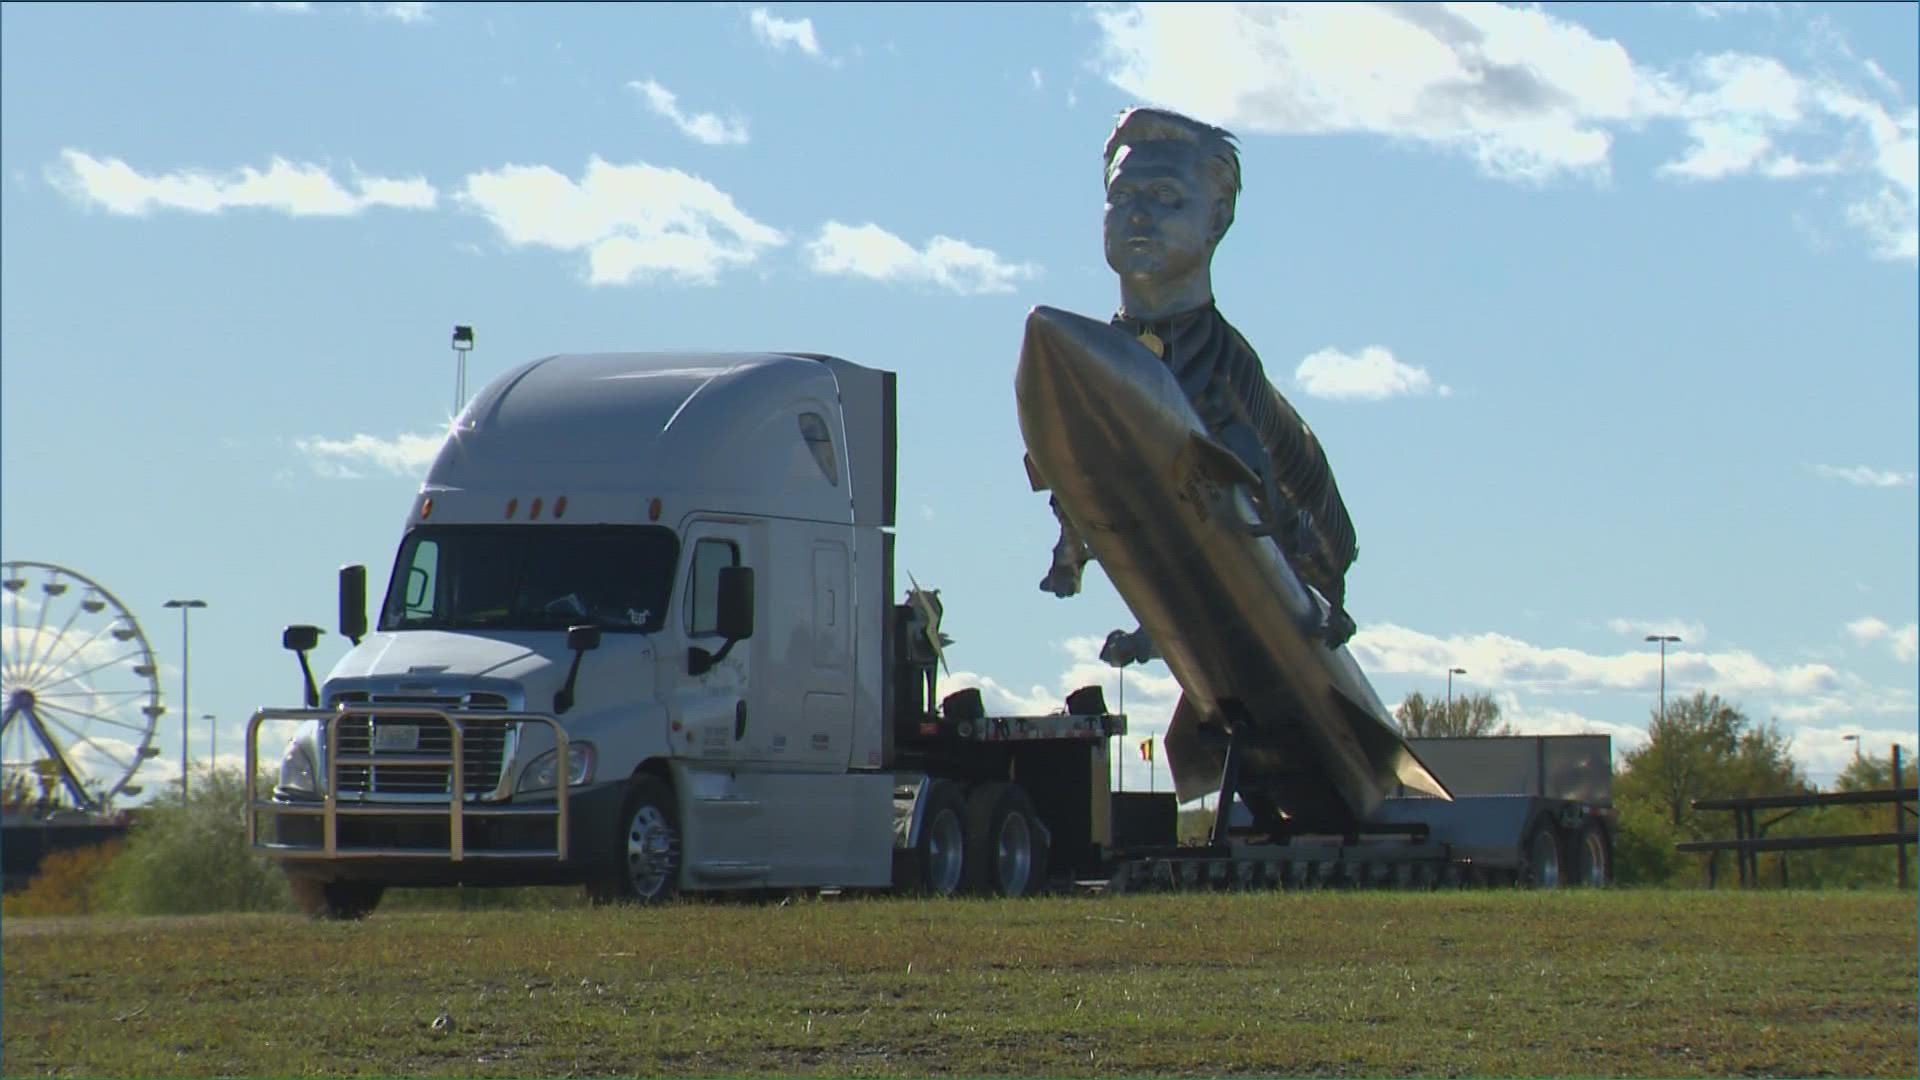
246,706 -> 570,861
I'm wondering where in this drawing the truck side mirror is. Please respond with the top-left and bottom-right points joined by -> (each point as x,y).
339,564 -> 367,645
716,566 -> 754,640
554,625 -> 602,715
282,624 -> 324,708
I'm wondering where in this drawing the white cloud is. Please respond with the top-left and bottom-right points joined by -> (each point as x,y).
293,431 -> 444,478
748,7 -> 821,57
1606,617 -> 1708,644
1090,3 -> 1918,258
48,151 -> 437,217
1813,463 -> 1918,487
1294,346 -> 1449,401
361,1 -> 432,22
460,157 -> 785,286
1030,69 -> 1045,91
1349,622 -> 1844,701
1490,691 -> 1648,753
1847,617 -> 1920,663
630,79 -> 749,146
807,221 -> 1037,295
250,2 -> 312,10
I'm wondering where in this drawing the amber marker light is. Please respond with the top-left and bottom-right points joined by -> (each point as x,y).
420,497 -> 434,520
505,497 -> 519,519
530,497 -> 544,520
648,497 -> 663,522
554,495 -> 568,519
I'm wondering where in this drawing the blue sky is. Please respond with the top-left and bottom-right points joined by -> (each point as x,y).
2,1 -> 1914,803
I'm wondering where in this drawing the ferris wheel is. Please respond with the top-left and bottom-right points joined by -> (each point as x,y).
1,561 -> 163,813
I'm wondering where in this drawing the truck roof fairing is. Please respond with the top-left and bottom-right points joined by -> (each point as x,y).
416,351 -> 893,529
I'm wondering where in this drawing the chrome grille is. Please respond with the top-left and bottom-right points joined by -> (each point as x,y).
327,692 -> 512,797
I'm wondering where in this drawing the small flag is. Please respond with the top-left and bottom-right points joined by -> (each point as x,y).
1139,738 -> 1154,763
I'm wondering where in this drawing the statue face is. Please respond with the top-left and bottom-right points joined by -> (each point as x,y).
1103,144 -> 1222,285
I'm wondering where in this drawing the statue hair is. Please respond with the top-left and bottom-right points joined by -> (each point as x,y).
1102,106 -> 1242,230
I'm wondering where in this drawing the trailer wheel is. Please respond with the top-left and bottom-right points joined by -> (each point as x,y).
287,875 -> 384,920
1520,816 -> 1566,889
965,783 -> 1050,897
588,776 -> 681,905
908,781 -> 970,897
1572,819 -> 1612,886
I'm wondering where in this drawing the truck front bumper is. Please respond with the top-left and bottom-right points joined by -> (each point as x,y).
266,782 -> 628,887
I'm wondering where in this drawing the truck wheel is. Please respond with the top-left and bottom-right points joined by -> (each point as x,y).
588,776 -> 681,905
910,781 -> 970,897
1572,819 -> 1611,886
1520,816 -> 1565,889
965,783 -> 1050,897
288,875 -> 384,920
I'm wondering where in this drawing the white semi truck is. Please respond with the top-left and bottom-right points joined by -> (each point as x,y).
247,349 -> 1613,918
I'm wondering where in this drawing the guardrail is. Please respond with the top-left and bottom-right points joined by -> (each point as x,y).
244,706 -> 570,862
1676,745 -> 1914,888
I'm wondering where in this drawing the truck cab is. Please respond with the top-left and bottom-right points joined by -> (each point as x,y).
248,351 -> 1123,917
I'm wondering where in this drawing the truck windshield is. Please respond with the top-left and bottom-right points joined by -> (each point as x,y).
378,525 -> 679,633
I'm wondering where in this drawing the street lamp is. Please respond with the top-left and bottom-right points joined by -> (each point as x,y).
164,599 -> 207,799
451,324 -> 475,414
1645,634 -> 1681,722
1842,733 -> 1861,761
1446,667 -> 1466,724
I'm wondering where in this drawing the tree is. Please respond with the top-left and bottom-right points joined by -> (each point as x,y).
1615,691 -> 1807,838
1394,690 -> 1513,738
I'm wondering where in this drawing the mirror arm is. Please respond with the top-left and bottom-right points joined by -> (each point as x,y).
554,650 -> 586,715
295,650 -> 319,708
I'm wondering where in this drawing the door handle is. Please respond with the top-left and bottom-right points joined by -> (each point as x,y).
734,700 -> 747,741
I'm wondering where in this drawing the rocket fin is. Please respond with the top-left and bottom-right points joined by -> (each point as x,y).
1162,695 -> 1225,804
1328,684 -> 1453,801
1184,430 -> 1261,490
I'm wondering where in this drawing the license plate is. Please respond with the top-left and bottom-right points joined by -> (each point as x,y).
372,724 -> 420,752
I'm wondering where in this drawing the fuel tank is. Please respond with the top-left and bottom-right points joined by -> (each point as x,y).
1015,306 -> 1448,832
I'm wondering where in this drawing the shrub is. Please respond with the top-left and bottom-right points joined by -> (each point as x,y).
94,769 -> 292,915
1,840 -> 124,916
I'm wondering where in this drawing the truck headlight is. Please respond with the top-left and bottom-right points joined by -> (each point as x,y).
516,742 -> 596,793
277,740 -> 318,796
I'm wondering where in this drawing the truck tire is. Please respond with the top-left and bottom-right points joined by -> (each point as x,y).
1571,819 -> 1612,886
1519,816 -> 1566,889
909,781 -> 970,897
587,776 -> 681,905
288,876 -> 384,920
964,783 -> 1049,897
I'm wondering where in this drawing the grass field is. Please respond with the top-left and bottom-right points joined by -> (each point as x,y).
3,890 -> 1914,1077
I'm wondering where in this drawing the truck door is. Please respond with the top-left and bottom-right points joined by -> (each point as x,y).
668,524 -> 751,763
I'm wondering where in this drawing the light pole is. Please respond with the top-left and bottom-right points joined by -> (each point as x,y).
1842,733 -> 1860,762
452,324 -> 475,414
1645,634 -> 1680,722
204,714 -> 218,778
164,599 -> 207,799
1446,667 -> 1466,726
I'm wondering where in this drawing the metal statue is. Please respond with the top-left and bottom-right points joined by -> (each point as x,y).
1019,108 -> 1441,833
1037,107 -> 1360,655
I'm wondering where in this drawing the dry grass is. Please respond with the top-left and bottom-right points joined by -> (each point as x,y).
3,889 -> 1913,1077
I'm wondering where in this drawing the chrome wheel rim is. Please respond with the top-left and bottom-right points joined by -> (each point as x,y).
1529,828 -> 1561,888
1580,830 -> 1608,885
625,804 -> 678,898
996,813 -> 1033,894
926,807 -> 964,894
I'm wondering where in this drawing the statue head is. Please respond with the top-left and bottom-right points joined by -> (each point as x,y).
1102,107 -> 1242,291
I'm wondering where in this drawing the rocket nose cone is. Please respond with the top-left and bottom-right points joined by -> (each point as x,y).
1016,305 -> 1138,411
